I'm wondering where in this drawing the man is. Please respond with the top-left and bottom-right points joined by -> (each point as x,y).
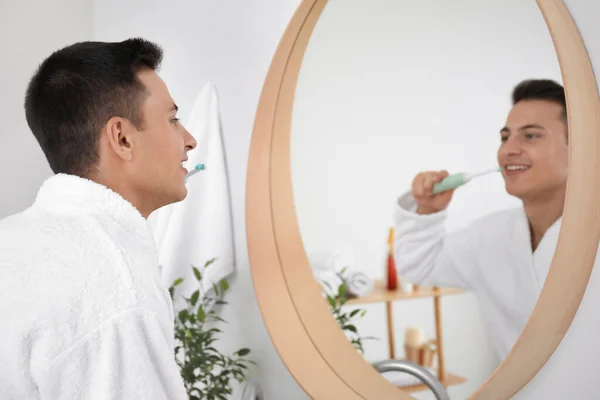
394,79 -> 569,362
0,38 -> 196,399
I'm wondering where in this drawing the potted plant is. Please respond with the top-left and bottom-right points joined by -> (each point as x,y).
321,268 -> 377,354
169,259 -> 256,400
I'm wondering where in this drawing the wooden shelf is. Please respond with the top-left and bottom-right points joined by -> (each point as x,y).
345,280 -> 465,305
344,279 -> 468,391
402,372 -> 467,393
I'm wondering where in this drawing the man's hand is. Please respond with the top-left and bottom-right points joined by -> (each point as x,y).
411,170 -> 455,214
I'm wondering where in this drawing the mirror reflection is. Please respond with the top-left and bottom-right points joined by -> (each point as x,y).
291,1 -> 565,398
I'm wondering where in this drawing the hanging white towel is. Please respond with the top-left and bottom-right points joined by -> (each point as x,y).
148,82 -> 235,308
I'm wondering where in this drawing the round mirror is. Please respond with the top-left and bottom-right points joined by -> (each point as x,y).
291,0 -> 561,397
246,0 -> 600,398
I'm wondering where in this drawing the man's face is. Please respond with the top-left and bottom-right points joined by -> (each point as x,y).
131,69 -> 197,208
497,99 -> 569,201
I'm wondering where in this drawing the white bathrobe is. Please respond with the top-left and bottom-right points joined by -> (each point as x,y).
394,191 -> 561,361
0,174 -> 187,400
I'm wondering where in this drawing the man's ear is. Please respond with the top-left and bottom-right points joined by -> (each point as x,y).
104,117 -> 138,161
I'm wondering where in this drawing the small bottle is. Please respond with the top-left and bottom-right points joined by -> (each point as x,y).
386,227 -> 398,290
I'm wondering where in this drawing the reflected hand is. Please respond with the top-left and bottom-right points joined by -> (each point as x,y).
411,170 -> 454,214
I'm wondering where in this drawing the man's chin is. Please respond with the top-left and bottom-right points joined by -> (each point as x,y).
158,186 -> 189,209
174,186 -> 188,203
505,184 -> 527,200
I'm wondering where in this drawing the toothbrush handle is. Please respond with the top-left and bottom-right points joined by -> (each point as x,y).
432,173 -> 467,194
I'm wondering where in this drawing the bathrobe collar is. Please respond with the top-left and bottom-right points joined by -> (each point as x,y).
34,173 -> 154,247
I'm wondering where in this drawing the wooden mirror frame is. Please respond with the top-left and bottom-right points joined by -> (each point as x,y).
246,0 -> 600,398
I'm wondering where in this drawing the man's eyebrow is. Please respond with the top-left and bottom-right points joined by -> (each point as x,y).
500,124 -> 546,133
520,123 -> 546,131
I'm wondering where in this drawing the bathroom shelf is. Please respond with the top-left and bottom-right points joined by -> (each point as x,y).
345,279 -> 467,393
345,281 -> 464,305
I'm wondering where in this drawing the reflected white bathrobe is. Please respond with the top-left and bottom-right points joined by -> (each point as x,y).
0,174 -> 187,400
394,191 -> 561,361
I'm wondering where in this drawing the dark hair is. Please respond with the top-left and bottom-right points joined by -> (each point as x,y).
512,79 -> 567,123
24,38 -> 163,176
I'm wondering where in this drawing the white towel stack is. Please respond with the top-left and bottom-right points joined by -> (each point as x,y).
310,247 -> 374,298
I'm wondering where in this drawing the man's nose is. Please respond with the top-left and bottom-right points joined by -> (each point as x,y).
184,128 -> 197,150
500,136 -> 522,156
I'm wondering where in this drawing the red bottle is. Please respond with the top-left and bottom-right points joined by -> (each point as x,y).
386,228 -> 398,290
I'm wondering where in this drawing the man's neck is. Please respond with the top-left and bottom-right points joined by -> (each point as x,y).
523,186 -> 566,251
85,171 -> 155,219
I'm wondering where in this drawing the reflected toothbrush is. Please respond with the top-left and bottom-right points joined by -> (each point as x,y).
432,166 -> 502,194
185,163 -> 206,181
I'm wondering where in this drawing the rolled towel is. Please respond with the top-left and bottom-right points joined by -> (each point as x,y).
309,247 -> 374,297
343,269 -> 374,297
314,266 -> 374,298
317,270 -> 343,297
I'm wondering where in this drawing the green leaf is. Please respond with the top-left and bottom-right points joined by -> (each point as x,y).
236,348 -> 250,356
173,278 -> 184,287
349,309 -> 361,318
190,290 -> 200,306
193,267 -> 202,281
178,310 -> 188,323
338,283 -> 347,303
342,324 -> 357,333
204,258 -> 217,268
220,279 -> 229,292
197,306 -> 206,322
326,295 -> 336,308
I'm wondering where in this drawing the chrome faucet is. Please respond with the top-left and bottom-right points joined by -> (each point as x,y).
372,359 -> 450,400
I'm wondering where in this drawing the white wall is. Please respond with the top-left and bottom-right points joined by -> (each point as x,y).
92,1 -> 308,399
290,0 -> 562,399
0,0 -> 93,218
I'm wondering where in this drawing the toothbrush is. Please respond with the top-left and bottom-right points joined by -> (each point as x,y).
432,166 -> 502,194
185,163 -> 206,181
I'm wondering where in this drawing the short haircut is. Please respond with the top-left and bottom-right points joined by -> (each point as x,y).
512,78 -> 567,123
24,38 -> 163,176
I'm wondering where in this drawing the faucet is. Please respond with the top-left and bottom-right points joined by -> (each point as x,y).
372,359 -> 450,400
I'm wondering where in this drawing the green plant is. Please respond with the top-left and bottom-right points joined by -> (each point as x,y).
321,268 -> 377,354
169,259 -> 256,400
